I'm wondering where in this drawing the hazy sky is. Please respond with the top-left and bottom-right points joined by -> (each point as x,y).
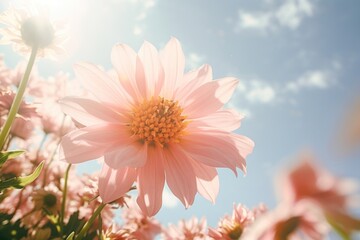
1,0 -> 360,227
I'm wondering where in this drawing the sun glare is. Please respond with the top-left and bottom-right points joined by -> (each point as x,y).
34,0 -> 84,19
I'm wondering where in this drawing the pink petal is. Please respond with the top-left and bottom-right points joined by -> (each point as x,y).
104,141 -> 147,169
182,78 -> 239,118
73,62 -> 129,107
231,133 -> 255,173
99,164 -> 136,203
163,145 -> 197,208
59,97 -> 126,127
59,123 -> 126,164
136,147 -> 165,216
135,56 -> 147,100
181,130 -> 249,175
190,159 -> 219,203
214,77 -> 239,103
175,64 -> 212,100
138,41 -> 164,98
111,43 -> 142,102
160,37 -> 185,99
192,109 -> 244,132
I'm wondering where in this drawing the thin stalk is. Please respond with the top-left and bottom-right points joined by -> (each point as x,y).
74,203 -> 106,240
0,46 -> 38,150
36,133 -> 48,158
60,163 -> 72,235
98,213 -> 103,240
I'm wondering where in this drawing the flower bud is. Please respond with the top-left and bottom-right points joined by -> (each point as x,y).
20,16 -> 54,48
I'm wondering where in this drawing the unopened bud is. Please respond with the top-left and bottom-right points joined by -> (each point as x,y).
20,16 -> 54,48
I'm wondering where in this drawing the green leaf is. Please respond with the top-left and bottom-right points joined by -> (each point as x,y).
63,211 -> 86,236
327,215 -> 351,240
0,213 -> 28,239
0,150 -> 25,167
0,161 -> 44,191
66,232 -> 75,240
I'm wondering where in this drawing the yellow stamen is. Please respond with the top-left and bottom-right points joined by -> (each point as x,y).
130,97 -> 187,147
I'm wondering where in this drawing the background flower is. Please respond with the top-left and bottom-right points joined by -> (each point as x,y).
0,2 -> 66,58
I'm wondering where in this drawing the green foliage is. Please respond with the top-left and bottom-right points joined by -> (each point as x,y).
0,161 -> 44,192
0,213 -> 28,240
66,231 -> 75,240
328,217 -> 351,240
0,150 -> 24,168
43,211 -> 97,239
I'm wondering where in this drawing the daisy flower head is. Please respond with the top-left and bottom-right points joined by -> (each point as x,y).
0,1 -> 66,59
60,38 -> 254,216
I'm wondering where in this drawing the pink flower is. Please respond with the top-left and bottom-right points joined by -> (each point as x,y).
162,217 -> 208,240
242,201 -> 329,240
60,38 -> 254,216
208,203 -> 266,240
0,3 -> 67,59
0,55 -> 11,90
9,117 -> 35,140
75,174 -> 116,229
338,97 -> 360,152
278,154 -> 360,236
0,91 -> 38,119
120,199 -> 162,240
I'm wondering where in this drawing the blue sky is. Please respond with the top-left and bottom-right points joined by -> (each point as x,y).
1,0 -> 360,227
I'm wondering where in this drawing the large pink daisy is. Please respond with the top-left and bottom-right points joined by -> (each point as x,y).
59,38 -> 254,216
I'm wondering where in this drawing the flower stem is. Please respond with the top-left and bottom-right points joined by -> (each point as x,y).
0,46 -> 38,150
74,203 -> 106,240
60,163 -> 72,235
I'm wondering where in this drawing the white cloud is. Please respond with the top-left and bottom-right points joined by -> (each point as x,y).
110,0 -> 157,21
238,12 -> 272,30
235,0 -> 314,32
246,82 -> 275,103
276,0 -> 313,29
286,70 -> 336,92
143,0 -> 156,9
236,79 -> 277,104
230,64 -> 339,113
187,53 -> 205,69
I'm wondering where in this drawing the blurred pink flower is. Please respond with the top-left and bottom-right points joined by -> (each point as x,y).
32,183 -> 61,215
337,97 -> 360,153
75,174 -> 116,229
9,116 -> 34,140
0,55 -> 11,90
0,3 -> 67,59
208,203 -> 266,240
242,201 -> 328,240
0,91 -> 38,119
278,155 -> 360,236
162,217 -> 208,240
120,199 -> 162,240
60,38 -> 254,215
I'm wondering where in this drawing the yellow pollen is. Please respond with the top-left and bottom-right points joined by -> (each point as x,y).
129,97 -> 187,147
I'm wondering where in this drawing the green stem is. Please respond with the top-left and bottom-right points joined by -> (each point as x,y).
0,46 -> 38,150
75,203 -> 106,240
60,163 -> 72,235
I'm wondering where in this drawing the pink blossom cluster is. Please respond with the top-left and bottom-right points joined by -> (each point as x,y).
1,54 -> 359,239
0,8 -> 359,237
0,44 -> 360,239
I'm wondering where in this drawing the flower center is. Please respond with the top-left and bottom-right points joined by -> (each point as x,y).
20,16 -> 55,48
227,225 -> 243,240
43,193 -> 57,208
130,97 -> 187,147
